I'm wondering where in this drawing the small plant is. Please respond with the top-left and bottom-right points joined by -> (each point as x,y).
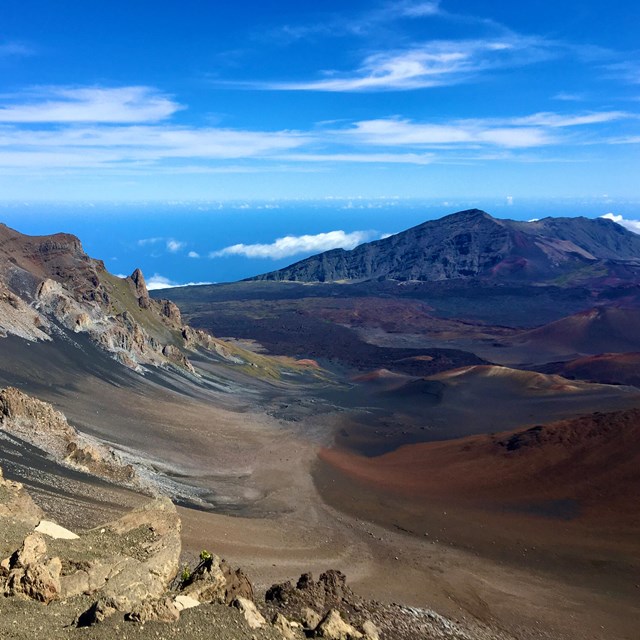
173,550 -> 215,591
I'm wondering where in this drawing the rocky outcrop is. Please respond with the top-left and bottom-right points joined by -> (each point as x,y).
0,387 -> 136,485
250,209 -> 640,284
266,569 -> 350,614
179,552 -> 254,605
2,533 -> 62,603
128,268 -> 151,309
1,493 -> 181,618
0,466 -> 44,526
0,282 -> 51,341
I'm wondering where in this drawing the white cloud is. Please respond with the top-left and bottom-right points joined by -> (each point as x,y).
210,230 -> 378,259
601,213 -> 640,234
187,251 -> 200,258
0,86 -> 181,123
166,239 -> 186,253
146,274 -> 213,290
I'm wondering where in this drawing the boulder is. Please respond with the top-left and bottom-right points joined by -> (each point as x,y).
273,612 -> 297,639
362,620 -> 380,640
232,596 -> 266,629
126,596 -> 180,623
174,594 -> 200,611
313,609 -> 363,640
301,607 -> 322,630
76,597 -> 119,627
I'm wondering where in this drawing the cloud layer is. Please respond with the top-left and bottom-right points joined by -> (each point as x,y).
0,84 -> 635,174
211,230 -> 378,259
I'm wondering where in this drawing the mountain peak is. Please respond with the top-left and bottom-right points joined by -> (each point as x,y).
445,208 -> 492,220
249,210 -> 640,284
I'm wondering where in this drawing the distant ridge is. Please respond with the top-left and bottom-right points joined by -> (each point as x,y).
247,209 -> 640,284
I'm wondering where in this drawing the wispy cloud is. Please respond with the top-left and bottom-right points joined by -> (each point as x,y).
400,2 -> 442,17
601,213 -> 640,234
187,251 -> 200,258
553,92 -> 587,102
0,94 -> 310,170
279,152 -> 434,164
333,111 -> 639,149
0,41 -> 35,57
268,1 -> 443,43
509,111 -> 630,127
256,37 -> 552,92
210,230 -> 378,259
604,61 -> 640,85
0,86 -> 182,123
340,117 -> 554,148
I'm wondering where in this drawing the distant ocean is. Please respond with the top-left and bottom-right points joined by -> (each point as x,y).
1,197 -> 638,287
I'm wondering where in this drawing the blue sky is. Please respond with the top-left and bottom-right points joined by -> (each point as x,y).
1,1 -> 639,284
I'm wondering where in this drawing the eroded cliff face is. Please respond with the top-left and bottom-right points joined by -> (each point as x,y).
0,387 -> 136,485
0,223 -> 241,374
